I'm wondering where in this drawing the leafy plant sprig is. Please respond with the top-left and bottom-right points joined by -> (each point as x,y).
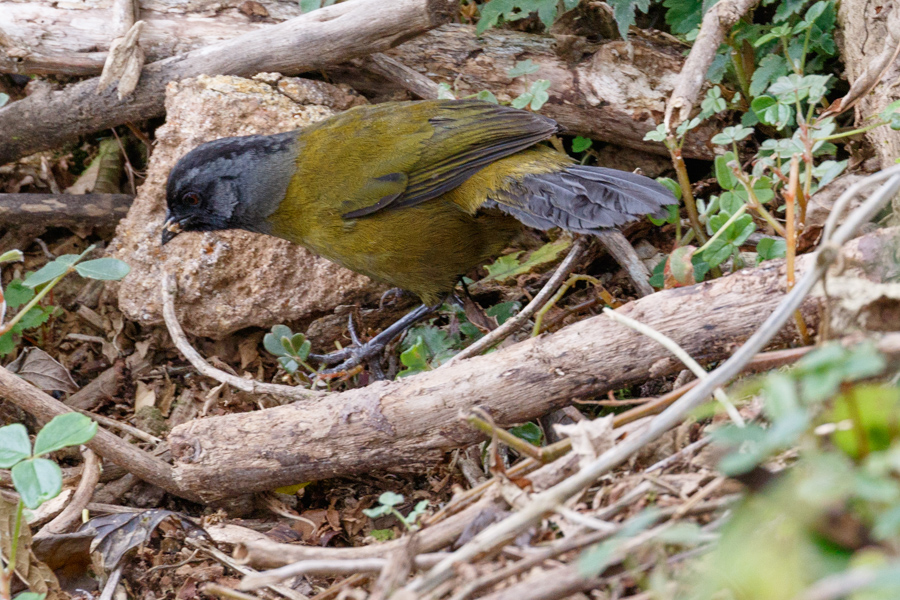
0,413 -> 98,600
362,492 -> 429,531
0,245 -> 130,355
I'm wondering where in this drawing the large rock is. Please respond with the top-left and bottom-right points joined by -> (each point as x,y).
110,74 -> 385,338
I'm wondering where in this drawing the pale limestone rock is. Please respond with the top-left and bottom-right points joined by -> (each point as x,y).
110,74 -> 384,338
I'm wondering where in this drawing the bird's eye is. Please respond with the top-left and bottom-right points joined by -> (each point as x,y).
183,192 -> 201,206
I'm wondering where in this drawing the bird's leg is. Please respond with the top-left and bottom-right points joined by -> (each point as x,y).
308,302 -> 441,376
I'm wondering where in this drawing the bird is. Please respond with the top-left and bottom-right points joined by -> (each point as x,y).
162,99 -> 676,372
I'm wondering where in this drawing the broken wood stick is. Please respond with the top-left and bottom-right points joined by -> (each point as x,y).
0,365 -> 200,502
167,242 -> 843,502
0,0 -> 455,165
0,194 -> 132,228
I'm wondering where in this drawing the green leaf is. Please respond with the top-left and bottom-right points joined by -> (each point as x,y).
0,333 -> 14,356
362,505 -> 390,518
277,356 -> 299,374
643,124 -> 668,142
407,500 -> 429,524
0,93 -> 8,108
662,0 -> 708,35
510,93 -> 533,110
32,412 -> 97,456
571,136 -> 593,153
289,333 -> 311,360
649,258 -> 666,289
665,246 -> 696,287
398,337 -> 431,377
0,424 -> 32,468
714,152 -> 738,190
812,159 -> 847,190
436,83 -> 456,100
378,491 -> 404,507
23,255 -> 78,288
648,204 -> 679,227
369,528 -> 394,541
11,458 -> 62,509
13,305 -> 55,333
751,95 -> 777,119
756,238 -> 787,263
507,59 -> 540,77
4,280 -> 34,310
14,593 -> 47,600
878,99 -> 900,121
482,239 -> 570,283
510,422 -> 543,446
0,250 -> 23,264
607,0 -> 651,39
711,125 -> 754,145
485,301 -> 521,325
527,80 -> 551,110
264,325 -> 293,357
656,177 -> 682,201
474,90 -> 499,104
830,385 -> 900,460
74,258 -> 130,281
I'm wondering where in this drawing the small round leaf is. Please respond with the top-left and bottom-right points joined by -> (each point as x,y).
32,412 -> 98,457
0,423 -> 32,468
74,258 -> 131,281
11,458 -> 62,509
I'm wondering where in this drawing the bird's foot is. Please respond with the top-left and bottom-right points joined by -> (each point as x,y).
309,303 -> 439,380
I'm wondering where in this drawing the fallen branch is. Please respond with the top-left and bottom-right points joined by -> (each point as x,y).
234,491 -> 503,568
664,0 -> 760,130
167,232 -> 835,501
162,272 -> 323,401
0,366 -> 199,502
0,194 -> 132,228
0,0 -> 455,165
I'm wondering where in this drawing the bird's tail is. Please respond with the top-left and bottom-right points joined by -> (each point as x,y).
486,164 -> 676,234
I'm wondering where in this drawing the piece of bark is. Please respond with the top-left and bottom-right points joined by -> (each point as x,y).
0,0 -> 455,166
0,194 -> 132,229
837,1 -> 900,170
168,226 -> 892,501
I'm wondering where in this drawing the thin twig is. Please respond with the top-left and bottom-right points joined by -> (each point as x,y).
0,365 -> 196,502
161,272 -> 323,401
239,554 -> 447,591
444,237 -> 587,364
186,538 -> 308,600
664,0 -> 761,129
404,167 -> 900,595
602,307 -> 745,427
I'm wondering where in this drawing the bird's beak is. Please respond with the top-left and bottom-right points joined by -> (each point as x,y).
161,217 -> 183,245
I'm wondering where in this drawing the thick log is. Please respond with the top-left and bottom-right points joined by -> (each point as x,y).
0,0 -> 454,166
168,245 -> 841,502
